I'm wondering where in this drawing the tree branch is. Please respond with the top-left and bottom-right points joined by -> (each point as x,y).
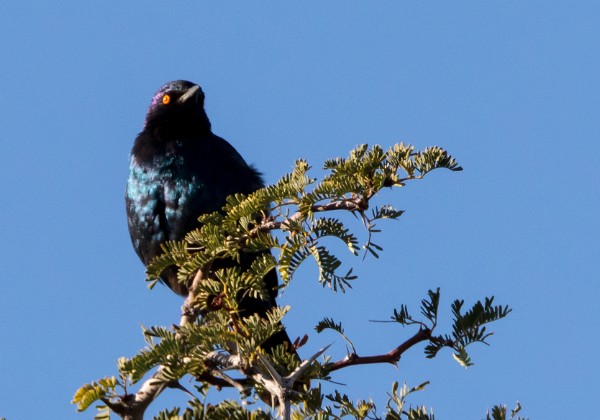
105,267 -> 213,420
251,345 -> 332,420
100,367 -> 168,420
328,327 -> 432,372
258,198 -> 364,233
180,264 -> 212,327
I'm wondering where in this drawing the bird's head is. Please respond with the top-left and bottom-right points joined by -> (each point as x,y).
144,80 -> 211,131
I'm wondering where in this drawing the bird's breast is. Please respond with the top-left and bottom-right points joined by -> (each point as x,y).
126,154 -> 211,261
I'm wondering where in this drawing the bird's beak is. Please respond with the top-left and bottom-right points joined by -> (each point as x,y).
178,85 -> 200,104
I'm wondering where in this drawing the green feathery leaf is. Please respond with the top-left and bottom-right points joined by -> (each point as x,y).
72,377 -> 119,412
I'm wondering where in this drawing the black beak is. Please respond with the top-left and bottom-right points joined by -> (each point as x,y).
177,85 -> 200,104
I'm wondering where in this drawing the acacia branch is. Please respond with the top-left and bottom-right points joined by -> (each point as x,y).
258,198 -> 365,233
180,263 -> 212,326
251,345 -> 332,420
101,367 -> 169,420
105,267 -> 212,420
328,327 -> 432,372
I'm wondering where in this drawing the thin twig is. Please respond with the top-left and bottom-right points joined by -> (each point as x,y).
257,198 -> 365,233
101,366 -> 169,420
328,328 -> 432,372
286,343 -> 332,384
180,263 -> 212,327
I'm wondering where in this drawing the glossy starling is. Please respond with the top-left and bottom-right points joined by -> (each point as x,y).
126,80 -> 295,354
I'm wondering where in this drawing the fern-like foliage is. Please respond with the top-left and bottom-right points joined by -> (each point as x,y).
389,288 -> 511,368
291,381 -> 434,420
71,376 -> 119,412
154,399 -> 274,420
419,289 -> 440,328
146,143 -> 462,296
72,144 -> 516,419
385,381 -> 434,420
424,296 -> 512,367
392,288 -> 440,329
314,317 -> 356,354
485,402 -> 527,420
326,391 -> 376,419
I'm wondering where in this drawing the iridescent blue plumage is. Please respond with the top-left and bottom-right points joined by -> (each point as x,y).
126,81 -> 295,354
126,153 -> 203,261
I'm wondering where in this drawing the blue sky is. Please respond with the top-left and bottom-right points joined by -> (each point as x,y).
1,2 -> 598,419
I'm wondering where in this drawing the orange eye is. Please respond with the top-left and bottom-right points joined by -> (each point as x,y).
162,94 -> 171,105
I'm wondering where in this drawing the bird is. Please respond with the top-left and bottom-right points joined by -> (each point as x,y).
125,80 -> 296,356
